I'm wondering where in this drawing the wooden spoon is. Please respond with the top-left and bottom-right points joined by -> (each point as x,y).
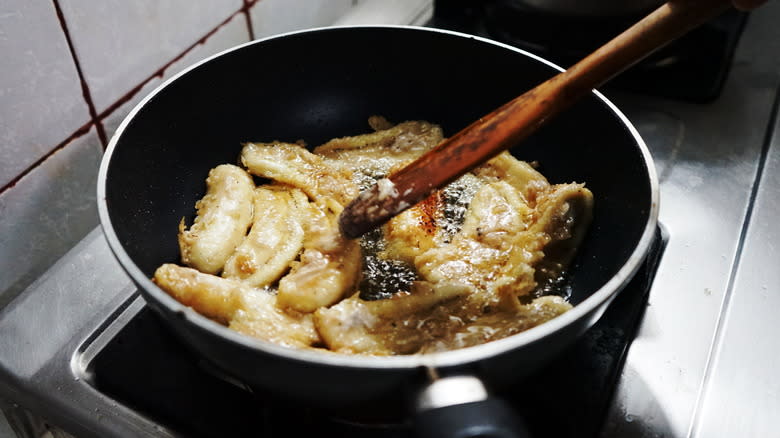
339,0 -> 731,238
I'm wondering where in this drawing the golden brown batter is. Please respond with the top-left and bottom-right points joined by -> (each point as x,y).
154,117 -> 593,355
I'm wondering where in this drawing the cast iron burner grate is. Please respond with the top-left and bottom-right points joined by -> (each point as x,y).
430,0 -> 747,103
87,228 -> 666,438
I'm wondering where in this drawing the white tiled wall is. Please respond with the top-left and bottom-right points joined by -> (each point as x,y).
249,0 -> 352,38
0,1 -> 368,436
101,12 -> 252,140
0,0 -> 361,317
0,1 -> 91,189
0,128 -> 103,309
57,0 -> 244,113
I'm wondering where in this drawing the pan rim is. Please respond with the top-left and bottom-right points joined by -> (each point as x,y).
97,24 -> 659,370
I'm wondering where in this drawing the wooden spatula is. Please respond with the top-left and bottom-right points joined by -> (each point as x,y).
339,0 -> 731,239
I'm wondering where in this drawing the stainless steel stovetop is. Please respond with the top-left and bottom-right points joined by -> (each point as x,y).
1,4 -> 779,437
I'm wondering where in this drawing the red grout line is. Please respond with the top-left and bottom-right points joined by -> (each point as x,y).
51,0 -> 108,149
96,8 -> 247,122
2,4 -> 253,197
243,0 -> 256,40
0,122 -> 94,195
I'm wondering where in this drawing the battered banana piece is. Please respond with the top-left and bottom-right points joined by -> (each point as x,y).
154,264 -> 321,348
314,287 -> 571,355
241,142 -> 357,206
241,141 -> 363,313
276,199 -> 362,313
178,164 -> 255,274
314,282 -> 470,355
415,180 -> 540,305
315,119 -> 443,177
472,151 -> 550,205
312,177 -> 590,354
314,117 -> 442,156
221,187 -> 306,288
380,191 -> 444,265
157,117 -> 594,355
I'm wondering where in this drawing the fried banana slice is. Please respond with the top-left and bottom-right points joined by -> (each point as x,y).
221,187 -> 305,287
178,164 -> 255,275
530,183 -> 594,240
154,263 -> 243,324
153,264 -> 320,348
529,182 -> 594,289
314,282 -> 469,355
419,296 -> 572,353
230,290 -> 322,349
276,200 -> 362,313
314,119 -> 444,190
380,191 -> 443,265
240,142 -> 357,206
473,151 -> 550,206
241,141 -> 362,313
312,297 -> 388,355
415,181 -> 541,304
276,246 -> 361,313
315,282 -> 571,354
314,119 -> 443,157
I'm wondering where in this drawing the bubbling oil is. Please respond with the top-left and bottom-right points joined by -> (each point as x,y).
357,172 -> 483,301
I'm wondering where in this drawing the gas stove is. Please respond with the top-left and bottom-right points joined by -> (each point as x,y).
432,0 -> 749,103
2,2 -> 779,437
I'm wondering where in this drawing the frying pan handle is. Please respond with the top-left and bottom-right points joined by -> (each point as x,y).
413,376 -> 529,438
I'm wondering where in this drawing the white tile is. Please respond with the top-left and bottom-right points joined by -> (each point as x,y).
58,0 -> 243,113
250,0 -> 353,39
333,0 -> 433,26
102,76 -> 163,144
0,0 -> 91,189
0,127 -> 103,308
101,13 -> 251,140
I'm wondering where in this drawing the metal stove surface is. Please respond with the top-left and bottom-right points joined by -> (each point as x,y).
2,3 -> 780,437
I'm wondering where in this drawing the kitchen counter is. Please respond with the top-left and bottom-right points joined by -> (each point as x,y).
601,2 -> 780,436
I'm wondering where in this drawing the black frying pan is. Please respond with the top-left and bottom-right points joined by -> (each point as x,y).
97,26 -> 658,437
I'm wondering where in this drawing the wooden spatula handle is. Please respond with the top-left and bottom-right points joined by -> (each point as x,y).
339,0 -> 731,239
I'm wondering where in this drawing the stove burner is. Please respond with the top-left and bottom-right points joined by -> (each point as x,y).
83,228 -> 666,438
432,0 -> 748,102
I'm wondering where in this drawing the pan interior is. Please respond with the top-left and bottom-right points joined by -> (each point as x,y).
104,27 -> 651,331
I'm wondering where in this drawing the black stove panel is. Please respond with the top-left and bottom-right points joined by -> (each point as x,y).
431,0 -> 747,102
